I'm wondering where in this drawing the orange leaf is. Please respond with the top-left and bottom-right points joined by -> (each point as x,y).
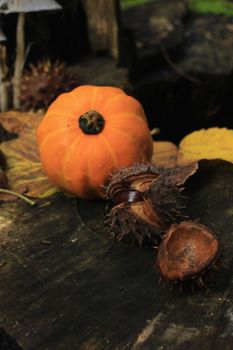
152,141 -> 178,168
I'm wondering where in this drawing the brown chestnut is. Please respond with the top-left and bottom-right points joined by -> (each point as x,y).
156,221 -> 220,285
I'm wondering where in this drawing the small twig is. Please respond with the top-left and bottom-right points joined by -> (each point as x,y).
159,42 -> 202,84
0,188 -> 36,206
41,240 -> 52,245
11,252 -> 27,268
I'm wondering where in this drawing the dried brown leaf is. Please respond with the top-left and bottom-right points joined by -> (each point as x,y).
0,111 -> 59,200
152,141 -> 178,168
0,111 -> 43,135
152,141 -> 198,184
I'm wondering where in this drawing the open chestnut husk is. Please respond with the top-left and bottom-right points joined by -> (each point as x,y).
156,221 -> 221,287
105,163 -> 197,244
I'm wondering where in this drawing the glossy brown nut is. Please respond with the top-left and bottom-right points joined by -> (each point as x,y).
111,190 -> 143,204
157,221 -> 220,282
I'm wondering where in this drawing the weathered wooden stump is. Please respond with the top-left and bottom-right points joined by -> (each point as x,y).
0,327 -> 22,350
121,0 -> 187,75
122,1 -> 233,141
0,160 -> 233,349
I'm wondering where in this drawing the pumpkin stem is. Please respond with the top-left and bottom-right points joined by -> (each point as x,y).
79,110 -> 105,135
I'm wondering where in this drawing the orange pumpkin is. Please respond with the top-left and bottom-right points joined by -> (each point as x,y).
37,85 -> 153,199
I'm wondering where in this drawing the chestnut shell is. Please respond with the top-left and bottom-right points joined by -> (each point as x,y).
106,164 -> 186,245
105,164 -> 195,244
157,221 -> 220,282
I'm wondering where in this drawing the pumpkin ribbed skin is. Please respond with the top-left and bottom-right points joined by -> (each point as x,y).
37,85 -> 153,199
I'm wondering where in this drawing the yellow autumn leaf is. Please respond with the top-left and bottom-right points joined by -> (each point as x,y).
0,112 -> 59,198
177,128 -> 233,166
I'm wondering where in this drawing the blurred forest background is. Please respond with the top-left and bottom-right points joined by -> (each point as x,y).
1,0 -> 233,142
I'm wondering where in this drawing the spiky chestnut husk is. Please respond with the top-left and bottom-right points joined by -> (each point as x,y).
156,221 -> 221,288
20,60 -> 76,111
105,163 -> 197,245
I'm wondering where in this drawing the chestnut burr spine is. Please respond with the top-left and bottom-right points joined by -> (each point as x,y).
105,163 -> 192,245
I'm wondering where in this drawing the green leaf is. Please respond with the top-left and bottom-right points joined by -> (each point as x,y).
120,0 -> 154,10
188,0 -> 233,16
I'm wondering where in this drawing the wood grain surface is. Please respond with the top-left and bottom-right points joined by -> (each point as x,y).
0,160 -> 233,350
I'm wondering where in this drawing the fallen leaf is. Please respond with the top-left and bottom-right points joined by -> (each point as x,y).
152,141 -> 178,168
0,149 -> 7,189
0,112 -> 59,199
177,127 -> 233,166
0,169 -> 7,189
167,162 -> 199,186
0,149 -> 6,169
0,111 -> 46,136
0,120 -> 18,143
